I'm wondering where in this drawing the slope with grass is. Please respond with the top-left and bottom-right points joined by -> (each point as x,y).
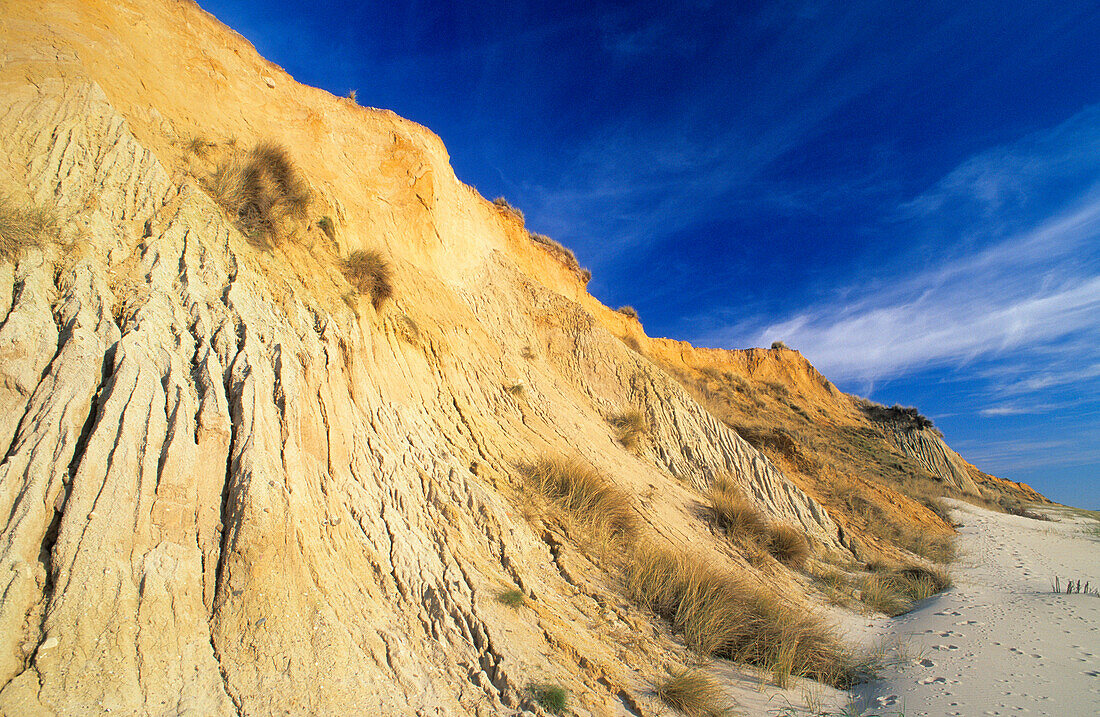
0,2 -> 1052,716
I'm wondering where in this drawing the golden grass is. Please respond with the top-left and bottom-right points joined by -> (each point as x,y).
707,475 -> 768,538
206,141 -> 311,247
521,457 -> 636,540
654,668 -> 731,717
860,564 -> 952,616
625,540 -> 855,687
492,196 -> 525,223
616,305 -> 640,320
609,409 -> 648,449
0,195 -> 58,263
766,524 -> 811,568
343,249 -> 394,309
528,231 -> 581,271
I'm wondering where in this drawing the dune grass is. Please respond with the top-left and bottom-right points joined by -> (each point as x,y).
0,195 -> 58,263
496,588 -> 526,608
343,249 -> 394,309
708,476 -> 811,567
609,409 -> 648,450
206,141 -> 311,247
625,540 -> 855,687
528,684 -> 567,713
654,668 -> 732,716
860,563 -> 952,616
520,457 -> 637,541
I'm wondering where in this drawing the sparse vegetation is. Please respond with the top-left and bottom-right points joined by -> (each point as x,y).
767,524 -> 811,568
708,475 -> 768,538
343,249 -> 394,309
505,382 -> 525,397
492,196 -> 525,223
497,588 -> 526,608
346,89 -> 358,103
625,540 -> 856,687
609,409 -> 648,449
520,457 -> 636,541
528,684 -> 568,713
616,305 -> 639,320
206,141 -> 311,247
859,563 -> 952,616
317,215 -> 336,242
529,231 -> 582,271
654,668 -> 731,717
771,340 -> 789,350
0,195 -> 58,263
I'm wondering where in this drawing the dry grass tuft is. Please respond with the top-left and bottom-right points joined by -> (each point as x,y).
496,588 -> 526,608
529,684 -> 567,713
654,668 -> 731,716
766,524 -> 811,568
860,563 -> 952,616
609,409 -> 648,449
616,305 -> 640,320
206,141 -> 311,247
0,195 -> 58,263
520,457 -> 636,540
625,540 -> 855,687
528,231 -> 582,272
343,249 -> 394,309
708,475 -> 768,538
492,196 -> 525,223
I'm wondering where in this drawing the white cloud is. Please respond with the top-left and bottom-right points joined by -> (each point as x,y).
702,109 -> 1100,386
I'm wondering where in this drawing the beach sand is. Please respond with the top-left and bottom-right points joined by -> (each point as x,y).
848,499 -> 1100,716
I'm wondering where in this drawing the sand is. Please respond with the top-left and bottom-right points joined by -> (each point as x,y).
848,499 -> 1100,716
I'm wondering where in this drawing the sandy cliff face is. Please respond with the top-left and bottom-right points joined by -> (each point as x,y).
0,2 -> 1045,715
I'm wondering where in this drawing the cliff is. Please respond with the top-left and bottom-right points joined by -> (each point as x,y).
0,2 -> 1046,715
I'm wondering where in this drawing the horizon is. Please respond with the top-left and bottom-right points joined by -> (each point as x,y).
195,0 -> 1100,509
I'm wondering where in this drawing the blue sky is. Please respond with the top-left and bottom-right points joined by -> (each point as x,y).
196,1 -> 1100,508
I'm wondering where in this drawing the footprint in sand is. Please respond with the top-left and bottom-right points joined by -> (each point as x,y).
919,676 -> 948,685
919,658 -> 936,667
934,644 -> 960,651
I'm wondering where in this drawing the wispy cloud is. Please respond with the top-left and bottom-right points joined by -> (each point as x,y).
701,105 -> 1100,388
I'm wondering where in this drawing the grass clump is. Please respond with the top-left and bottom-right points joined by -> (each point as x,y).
770,340 -> 789,350
496,588 -> 526,608
207,141 -> 311,247
0,195 -> 58,263
529,231 -> 582,272
708,475 -> 768,537
860,564 -> 952,616
654,668 -> 731,716
609,409 -> 648,449
766,524 -> 811,568
343,249 -> 394,310
616,305 -> 639,320
625,541 -> 855,687
493,196 -> 525,223
528,684 -> 567,713
521,457 -> 636,540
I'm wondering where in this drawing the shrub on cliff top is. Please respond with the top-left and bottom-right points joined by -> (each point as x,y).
492,196 -> 525,223
616,305 -> 640,320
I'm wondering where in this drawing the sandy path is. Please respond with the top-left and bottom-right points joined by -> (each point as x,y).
850,500 -> 1100,716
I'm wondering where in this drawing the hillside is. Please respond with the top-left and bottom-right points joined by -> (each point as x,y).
0,2 -> 1047,715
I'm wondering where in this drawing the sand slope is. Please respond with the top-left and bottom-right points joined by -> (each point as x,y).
852,500 -> 1100,716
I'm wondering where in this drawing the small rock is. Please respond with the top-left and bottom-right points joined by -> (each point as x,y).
40,637 -> 59,650
262,75 -> 276,88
